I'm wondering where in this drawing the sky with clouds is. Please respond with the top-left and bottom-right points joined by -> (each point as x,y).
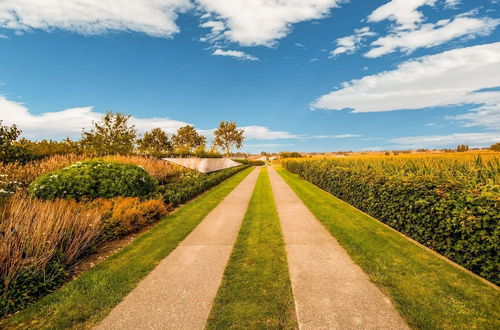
0,0 -> 499,152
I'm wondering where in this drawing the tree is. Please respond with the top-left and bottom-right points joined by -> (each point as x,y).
171,125 -> 206,152
81,112 -> 136,155
213,121 -> 244,157
490,143 -> 500,152
457,144 -> 469,152
138,128 -> 172,156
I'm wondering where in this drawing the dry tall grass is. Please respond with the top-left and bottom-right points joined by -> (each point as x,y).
0,193 -> 103,286
104,155 -> 186,183
0,154 -> 88,187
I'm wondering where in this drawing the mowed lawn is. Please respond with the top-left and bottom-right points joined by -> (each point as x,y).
1,168 -> 254,330
207,167 -> 297,329
276,167 -> 499,330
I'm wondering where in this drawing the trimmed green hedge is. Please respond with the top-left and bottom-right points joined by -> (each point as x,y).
29,161 -> 157,200
234,159 -> 265,166
283,159 -> 499,285
160,165 -> 249,205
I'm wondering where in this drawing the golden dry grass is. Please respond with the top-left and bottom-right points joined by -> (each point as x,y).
0,193 -> 103,286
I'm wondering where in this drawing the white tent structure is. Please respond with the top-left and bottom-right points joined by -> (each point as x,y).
163,158 -> 241,174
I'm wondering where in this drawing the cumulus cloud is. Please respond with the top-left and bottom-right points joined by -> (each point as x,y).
0,96 -> 190,139
197,0 -> 342,46
212,49 -> 259,61
334,0 -> 499,58
365,12 -> 499,57
313,42 -> 500,127
367,0 -> 436,30
0,0 -> 192,37
0,95 -> 306,142
390,132 -> 500,148
331,27 -> 375,56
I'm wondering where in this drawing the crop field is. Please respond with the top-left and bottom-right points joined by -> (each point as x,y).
283,152 -> 499,285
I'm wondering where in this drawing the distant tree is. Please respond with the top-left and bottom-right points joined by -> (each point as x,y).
0,121 -> 38,164
171,125 -> 206,152
261,151 -> 267,156
137,128 -> 172,156
213,121 -> 245,157
15,137 -> 82,156
81,112 -> 136,155
490,143 -> 500,152
457,144 -> 469,152
279,151 -> 301,158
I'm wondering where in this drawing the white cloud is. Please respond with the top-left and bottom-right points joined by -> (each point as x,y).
242,126 -> 301,140
447,103 -> 500,130
312,42 -> 500,131
390,132 -> 500,148
197,0 -> 342,46
331,27 -> 375,56
365,12 -> 500,57
367,0 -> 436,30
444,0 -> 461,9
0,95 -> 190,139
334,1 -> 499,58
0,95 -> 304,142
0,0 -> 192,37
212,49 -> 259,61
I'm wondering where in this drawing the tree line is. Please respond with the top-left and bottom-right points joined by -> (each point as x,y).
0,112 -> 245,164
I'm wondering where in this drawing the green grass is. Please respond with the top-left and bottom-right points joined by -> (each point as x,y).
276,167 -> 500,330
206,167 -> 298,329
1,167 -> 254,330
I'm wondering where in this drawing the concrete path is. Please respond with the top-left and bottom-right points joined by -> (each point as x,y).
268,166 -> 409,330
95,167 -> 260,330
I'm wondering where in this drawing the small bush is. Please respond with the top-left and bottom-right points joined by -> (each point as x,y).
160,165 -> 248,205
97,197 -> 168,239
234,159 -> 265,166
29,160 -> 158,200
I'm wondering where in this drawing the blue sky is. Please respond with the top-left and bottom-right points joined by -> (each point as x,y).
0,0 -> 499,153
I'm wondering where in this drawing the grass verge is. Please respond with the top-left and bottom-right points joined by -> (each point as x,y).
206,167 -> 297,329
1,167 -> 254,330
276,166 -> 499,330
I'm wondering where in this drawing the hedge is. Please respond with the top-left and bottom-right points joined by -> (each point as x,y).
29,160 -> 157,200
160,165 -> 249,205
283,159 -> 499,285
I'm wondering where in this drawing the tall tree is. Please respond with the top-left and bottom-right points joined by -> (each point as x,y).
213,121 -> 244,157
81,112 -> 136,155
171,125 -> 206,152
138,128 -> 172,156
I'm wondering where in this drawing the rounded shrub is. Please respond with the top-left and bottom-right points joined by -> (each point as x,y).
28,160 -> 158,200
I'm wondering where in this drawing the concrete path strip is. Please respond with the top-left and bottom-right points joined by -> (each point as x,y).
268,166 -> 409,330
95,167 -> 260,330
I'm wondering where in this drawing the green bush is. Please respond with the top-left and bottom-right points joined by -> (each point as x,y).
234,159 -> 265,166
29,160 -> 158,200
284,159 -> 499,285
160,165 -> 248,205
0,262 -> 67,317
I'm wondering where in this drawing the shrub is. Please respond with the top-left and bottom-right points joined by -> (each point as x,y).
29,160 -> 158,200
160,165 -> 248,205
283,157 -> 499,285
103,155 -> 186,184
234,159 -> 265,166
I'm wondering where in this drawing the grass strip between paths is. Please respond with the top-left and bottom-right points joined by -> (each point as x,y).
1,167 -> 254,330
276,167 -> 499,330
206,167 -> 298,329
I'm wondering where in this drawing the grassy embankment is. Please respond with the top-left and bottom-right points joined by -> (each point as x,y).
277,166 -> 499,330
1,167 -> 253,329
207,167 -> 297,329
